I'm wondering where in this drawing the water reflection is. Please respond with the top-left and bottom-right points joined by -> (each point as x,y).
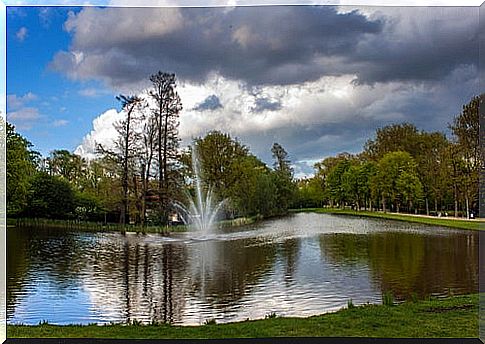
320,230 -> 478,299
7,213 -> 478,325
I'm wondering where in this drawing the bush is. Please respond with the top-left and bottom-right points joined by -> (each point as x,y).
24,173 -> 76,219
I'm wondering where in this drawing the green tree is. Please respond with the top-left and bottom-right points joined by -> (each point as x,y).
193,131 -> 249,201
294,177 -> 325,208
364,123 -> 421,161
396,170 -> 423,213
228,155 -> 273,216
372,151 -> 422,213
47,150 -> 87,188
6,122 -> 37,216
449,96 -> 480,218
341,162 -> 376,210
326,159 -> 352,207
271,143 -> 297,214
25,172 -> 76,219
414,132 -> 450,215
314,153 -> 355,206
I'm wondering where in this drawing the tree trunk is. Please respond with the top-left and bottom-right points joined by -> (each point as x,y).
157,85 -> 164,223
133,175 -> 141,224
162,107 -> 169,222
120,103 -> 135,226
454,184 -> 458,218
465,194 -> 470,219
425,198 -> 429,216
140,164 -> 147,227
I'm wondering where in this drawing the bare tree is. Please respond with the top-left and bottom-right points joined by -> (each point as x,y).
97,94 -> 143,225
148,72 -> 183,224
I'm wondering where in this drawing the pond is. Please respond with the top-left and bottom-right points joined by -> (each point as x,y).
7,212 -> 478,325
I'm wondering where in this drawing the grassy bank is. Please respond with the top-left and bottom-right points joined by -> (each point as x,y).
8,216 -> 260,234
292,208 -> 482,231
8,294 -> 478,338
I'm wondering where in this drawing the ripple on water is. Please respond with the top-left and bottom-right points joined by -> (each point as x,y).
6,213 -> 478,325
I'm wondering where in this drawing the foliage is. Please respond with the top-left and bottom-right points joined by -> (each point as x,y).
47,149 -> 87,186
25,172 -> 76,219
190,133 -> 296,218
6,122 -> 37,216
448,96 -> 480,217
74,191 -> 104,221
372,151 -> 423,212
294,177 -> 325,208
6,90 -> 480,222
271,143 -> 297,214
364,123 -> 421,161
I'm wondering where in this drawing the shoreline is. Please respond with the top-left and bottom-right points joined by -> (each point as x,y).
7,294 -> 478,338
6,215 -> 261,234
291,208 -> 482,231
8,208 -> 482,232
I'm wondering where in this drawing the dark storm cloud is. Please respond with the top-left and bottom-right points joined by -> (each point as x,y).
193,95 -> 223,111
49,6 -> 382,87
49,6 -> 478,89
251,97 -> 282,112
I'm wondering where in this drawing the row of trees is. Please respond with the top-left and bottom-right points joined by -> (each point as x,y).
6,70 -> 480,222
6,71 -> 297,225
295,96 -> 481,218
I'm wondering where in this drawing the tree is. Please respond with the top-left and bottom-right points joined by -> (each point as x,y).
449,96 -> 480,218
414,132 -> 450,215
326,159 -> 352,207
97,94 -> 143,225
47,150 -> 87,188
314,153 -> 355,206
372,151 -> 422,213
294,177 -> 325,208
193,131 -> 249,201
228,155 -> 273,217
396,170 -> 423,213
341,162 -> 376,210
137,113 -> 158,225
6,122 -> 37,216
25,172 -> 76,219
117,95 -> 143,225
149,71 -> 183,224
364,123 -> 421,161
271,143 -> 297,213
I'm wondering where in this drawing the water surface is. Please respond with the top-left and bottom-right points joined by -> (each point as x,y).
7,213 -> 478,325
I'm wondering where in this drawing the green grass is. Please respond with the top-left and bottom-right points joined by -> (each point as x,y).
8,294 -> 478,339
292,208 -> 482,231
8,216 -> 260,234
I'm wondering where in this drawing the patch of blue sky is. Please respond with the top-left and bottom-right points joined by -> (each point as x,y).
6,6 -> 117,155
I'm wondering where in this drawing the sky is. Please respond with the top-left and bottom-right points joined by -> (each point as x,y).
5,3 -> 480,177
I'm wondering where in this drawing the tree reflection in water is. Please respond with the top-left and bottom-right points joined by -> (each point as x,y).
319,230 -> 478,300
6,214 -> 479,325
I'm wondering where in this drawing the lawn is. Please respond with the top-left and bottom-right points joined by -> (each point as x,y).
292,208 -> 482,231
8,294 -> 478,339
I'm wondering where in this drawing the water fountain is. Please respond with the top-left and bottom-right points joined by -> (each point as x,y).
173,145 -> 226,235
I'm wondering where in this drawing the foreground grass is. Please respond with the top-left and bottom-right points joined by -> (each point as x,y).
8,294 -> 478,338
292,208 -> 482,231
